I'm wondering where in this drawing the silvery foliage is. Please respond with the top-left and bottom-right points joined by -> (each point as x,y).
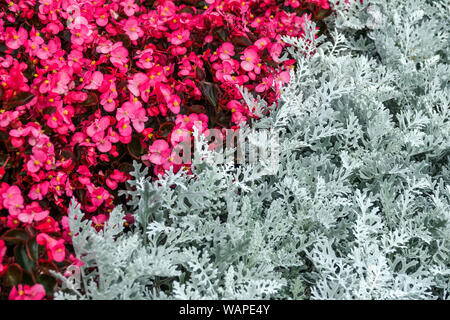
55,0 -> 450,299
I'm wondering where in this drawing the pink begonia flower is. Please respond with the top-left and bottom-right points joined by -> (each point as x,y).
106,178 -> 119,190
167,95 -> 181,114
83,71 -> 104,90
178,59 -> 192,77
111,169 -> 127,182
130,108 -> 148,133
240,47 -> 260,72
92,214 -> 107,228
215,60 -> 234,82
51,67 -> 72,95
217,42 -> 235,60
35,216 -> 60,234
27,40 -> 41,56
255,75 -> 274,92
2,185 -> 23,212
36,40 -> 58,60
170,128 -> 190,146
254,37 -> 270,50
127,72 -> 151,102
101,94 -> 117,112
46,113 -> 61,129
9,126 -> 30,138
311,0 -> 330,9
231,111 -> 248,124
106,169 -> 128,190
36,233 -> 66,262
9,284 -> 46,300
285,0 -> 300,8
269,43 -> 283,63
121,0 -> 139,16
157,0 -> 177,17
0,182 -> 9,209
26,149 -> 47,173
69,254 -> 84,267
117,99 -> 140,121
277,70 -> 291,84
28,181 -> 50,201
0,239 -> 6,273
124,17 -> 143,41
86,116 -> 110,138
71,24 -> 90,46
107,127 -> 120,143
169,29 -> 190,45
96,38 -> 114,54
92,130 -> 112,153
89,187 -> 109,207
147,140 -> 171,165
171,46 -> 187,56
0,55 -> 13,68
95,7 -> 109,27
0,110 -> 19,128
136,48 -> 154,69
117,118 -> 133,137
227,100 -> 250,124
18,202 -> 49,224
5,27 -> 27,50
175,113 -> 208,132
110,43 -> 129,67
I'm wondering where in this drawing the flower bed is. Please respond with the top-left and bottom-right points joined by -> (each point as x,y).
0,0 -> 331,299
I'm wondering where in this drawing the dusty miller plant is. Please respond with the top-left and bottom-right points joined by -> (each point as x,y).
54,0 -> 450,299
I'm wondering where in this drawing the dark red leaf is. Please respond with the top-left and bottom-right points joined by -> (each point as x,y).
7,91 -> 35,108
5,263 -> 23,287
1,228 -> 30,244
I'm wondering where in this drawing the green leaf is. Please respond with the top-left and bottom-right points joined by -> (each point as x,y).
7,91 -> 35,108
1,228 -> 30,244
81,91 -> 99,107
37,274 -> 56,297
214,27 -> 228,42
232,36 -> 252,47
5,264 -> 23,287
26,238 -> 39,263
199,81 -> 219,109
127,136 -> 145,160
15,244 -> 35,272
158,121 -> 175,138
